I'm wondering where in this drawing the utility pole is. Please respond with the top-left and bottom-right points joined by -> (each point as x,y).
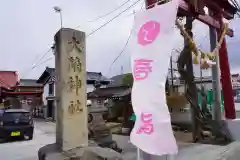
121,66 -> 124,75
170,56 -> 174,92
209,11 -> 222,121
200,65 -> 203,86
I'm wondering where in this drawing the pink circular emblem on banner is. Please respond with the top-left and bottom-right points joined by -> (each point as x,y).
137,21 -> 160,46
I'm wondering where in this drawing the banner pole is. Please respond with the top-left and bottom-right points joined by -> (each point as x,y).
139,149 -> 175,160
137,148 -> 141,160
140,149 -> 151,160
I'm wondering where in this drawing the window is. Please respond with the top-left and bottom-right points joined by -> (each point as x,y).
97,100 -> 103,105
180,108 -> 185,112
49,83 -> 54,95
1,112 -> 31,121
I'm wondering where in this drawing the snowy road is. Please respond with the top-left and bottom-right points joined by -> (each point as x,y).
0,120 -> 55,160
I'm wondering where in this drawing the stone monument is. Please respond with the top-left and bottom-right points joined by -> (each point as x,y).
88,99 -> 122,153
38,28 -> 122,160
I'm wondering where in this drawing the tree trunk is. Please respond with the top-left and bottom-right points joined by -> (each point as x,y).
177,16 -> 202,142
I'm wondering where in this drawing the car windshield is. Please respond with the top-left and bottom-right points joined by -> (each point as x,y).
1,112 -> 30,121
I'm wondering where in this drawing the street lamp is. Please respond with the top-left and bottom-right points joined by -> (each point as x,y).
53,6 -> 63,28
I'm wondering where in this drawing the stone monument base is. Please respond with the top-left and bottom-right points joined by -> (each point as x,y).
38,142 -> 123,160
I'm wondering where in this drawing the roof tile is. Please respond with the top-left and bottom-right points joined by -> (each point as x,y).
0,71 -> 18,89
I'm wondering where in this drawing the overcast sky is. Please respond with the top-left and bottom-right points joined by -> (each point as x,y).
0,0 -> 240,79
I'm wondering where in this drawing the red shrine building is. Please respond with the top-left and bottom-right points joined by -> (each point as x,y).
0,71 -> 43,111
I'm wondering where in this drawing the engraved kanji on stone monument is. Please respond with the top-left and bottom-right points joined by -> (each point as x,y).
67,33 -> 84,53
67,76 -> 82,95
54,29 -> 88,151
68,100 -> 82,115
68,56 -> 82,72
75,75 -> 82,95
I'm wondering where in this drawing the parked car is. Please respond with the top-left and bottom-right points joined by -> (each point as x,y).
0,109 -> 34,140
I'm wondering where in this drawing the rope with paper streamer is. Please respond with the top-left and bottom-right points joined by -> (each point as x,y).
152,0 -> 228,68
175,20 -> 228,69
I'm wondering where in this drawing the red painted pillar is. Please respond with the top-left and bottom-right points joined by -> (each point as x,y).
218,18 -> 236,119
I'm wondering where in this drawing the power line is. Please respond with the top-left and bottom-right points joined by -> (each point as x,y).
23,57 -> 53,77
33,57 -> 53,68
122,0 -> 164,19
86,0 -> 166,38
232,0 -> 240,10
229,0 -> 240,17
21,47 -> 52,78
107,28 -> 133,76
87,0 -> 141,37
22,0 -> 142,78
29,57 -> 53,70
24,47 -> 52,71
21,56 -> 53,79
76,0 -> 132,28
33,47 -> 52,67
106,0 -> 169,76
123,1 -> 145,18
23,1 -> 139,77
75,0 -> 136,29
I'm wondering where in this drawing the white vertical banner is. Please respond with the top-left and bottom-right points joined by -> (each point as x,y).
130,0 -> 179,156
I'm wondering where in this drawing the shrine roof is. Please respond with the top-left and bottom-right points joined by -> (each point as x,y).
108,74 -> 127,87
0,71 -> 19,90
87,86 -> 131,99
36,67 -> 53,84
18,79 -> 43,87
36,67 -> 111,85
87,72 -> 110,83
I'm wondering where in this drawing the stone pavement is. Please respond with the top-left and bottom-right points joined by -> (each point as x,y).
0,121 -> 55,160
175,141 -> 240,160
2,119 -> 240,160
34,119 -> 240,160
115,137 -> 240,160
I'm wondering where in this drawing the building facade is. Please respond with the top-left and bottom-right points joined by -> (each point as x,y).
169,73 -> 240,125
14,79 -> 43,112
37,67 -> 110,120
175,74 -> 240,95
0,71 -> 19,108
0,77 -> 43,111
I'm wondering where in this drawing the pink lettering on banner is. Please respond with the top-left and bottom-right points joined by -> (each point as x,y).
138,21 -> 160,46
133,59 -> 153,81
136,112 -> 154,135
